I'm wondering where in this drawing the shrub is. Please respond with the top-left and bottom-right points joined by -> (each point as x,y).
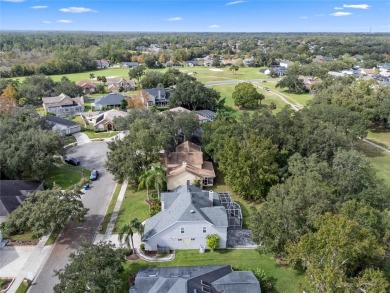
236,266 -> 276,293
140,243 -> 145,251
206,234 -> 220,251
149,199 -> 161,217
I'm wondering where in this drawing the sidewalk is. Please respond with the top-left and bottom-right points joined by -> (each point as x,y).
6,236 -> 54,293
94,181 -> 128,244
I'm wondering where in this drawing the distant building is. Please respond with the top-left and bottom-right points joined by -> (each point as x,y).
143,88 -> 170,107
121,62 -> 139,68
76,80 -> 98,95
42,93 -> 84,117
94,59 -> 110,69
130,265 -> 261,293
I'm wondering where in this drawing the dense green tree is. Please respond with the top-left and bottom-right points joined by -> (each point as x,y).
128,65 -> 146,85
218,131 -> 279,200
17,74 -> 55,103
286,213 -> 385,293
54,242 -> 126,293
229,65 -> 239,75
161,68 -> 182,88
140,71 -> 164,89
54,77 -> 83,98
106,117 -> 171,183
276,75 -> 307,94
2,185 -> 88,238
232,82 -> 264,108
169,76 -> 223,110
0,107 -> 63,179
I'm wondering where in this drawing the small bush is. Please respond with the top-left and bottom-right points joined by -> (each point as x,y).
140,243 -> 145,251
236,266 -> 276,292
149,199 -> 161,217
206,234 -> 220,251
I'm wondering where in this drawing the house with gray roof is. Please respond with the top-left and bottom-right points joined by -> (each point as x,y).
130,265 -> 261,293
0,180 -> 44,223
143,185 -> 242,251
46,115 -> 81,137
144,88 -> 170,107
92,93 -> 128,110
121,62 -> 139,68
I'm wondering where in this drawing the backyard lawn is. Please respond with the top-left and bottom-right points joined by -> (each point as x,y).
114,186 -> 151,233
123,249 -> 304,293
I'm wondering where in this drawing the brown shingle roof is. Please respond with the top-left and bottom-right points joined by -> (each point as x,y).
175,141 -> 201,153
168,161 -> 215,178
76,80 -> 97,88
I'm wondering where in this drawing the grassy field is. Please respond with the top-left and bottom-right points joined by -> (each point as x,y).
354,140 -> 390,186
44,162 -> 91,189
13,66 -> 266,83
100,183 -> 122,234
114,186 -> 151,233
123,249 -> 303,293
367,130 -> 390,149
211,84 -> 286,115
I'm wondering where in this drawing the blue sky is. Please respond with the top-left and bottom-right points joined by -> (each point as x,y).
1,0 -> 389,32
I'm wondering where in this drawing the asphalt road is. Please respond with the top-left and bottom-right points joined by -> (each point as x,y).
29,141 -> 115,293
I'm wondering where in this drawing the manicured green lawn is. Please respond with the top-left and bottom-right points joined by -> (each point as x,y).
71,115 -> 85,128
100,183 -> 122,234
354,140 -> 390,186
123,249 -> 303,293
211,84 -> 285,115
82,129 -> 119,139
15,280 -> 30,293
114,187 -> 151,233
367,130 -> 390,149
8,231 -> 36,242
44,162 -> 91,189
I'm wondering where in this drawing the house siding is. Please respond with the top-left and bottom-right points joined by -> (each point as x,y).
144,221 -> 227,251
168,171 -> 199,190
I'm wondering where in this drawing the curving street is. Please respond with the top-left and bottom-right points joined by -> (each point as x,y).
28,141 -> 115,293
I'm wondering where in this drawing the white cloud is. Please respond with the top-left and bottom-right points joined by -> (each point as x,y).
42,20 -> 51,24
57,19 -> 73,23
209,24 -> 221,28
343,4 -> 369,9
300,16 -> 309,19
31,5 -> 48,9
330,11 -> 352,16
334,7 -> 344,10
0,0 -> 25,2
166,17 -> 182,21
226,1 -> 245,6
59,7 -> 97,13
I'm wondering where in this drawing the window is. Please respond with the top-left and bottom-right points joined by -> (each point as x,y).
180,227 -> 184,234
203,227 -> 206,233
191,238 -> 195,241
203,177 -> 214,186
178,239 -> 182,241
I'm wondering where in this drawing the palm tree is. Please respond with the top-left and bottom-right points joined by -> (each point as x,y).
149,163 -> 166,199
138,169 -> 154,201
118,218 -> 142,255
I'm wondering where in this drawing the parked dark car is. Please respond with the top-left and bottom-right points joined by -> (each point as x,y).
65,157 -> 80,166
90,169 -> 99,181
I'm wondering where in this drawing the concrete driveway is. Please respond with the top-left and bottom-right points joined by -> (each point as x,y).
72,132 -> 90,145
29,141 -> 116,293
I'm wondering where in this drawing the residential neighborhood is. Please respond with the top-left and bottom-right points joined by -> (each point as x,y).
0,24 -> 390,293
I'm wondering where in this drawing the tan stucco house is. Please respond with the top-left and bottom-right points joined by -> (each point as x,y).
163,141 -> 215,190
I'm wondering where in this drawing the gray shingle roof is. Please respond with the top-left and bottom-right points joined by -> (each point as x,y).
94,93 -> 127,107
130,265 -> 261,293
46,115 -> 79,127
143,186 -> 228,241
196,110 -> 216,121
0,180 -> 44,217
